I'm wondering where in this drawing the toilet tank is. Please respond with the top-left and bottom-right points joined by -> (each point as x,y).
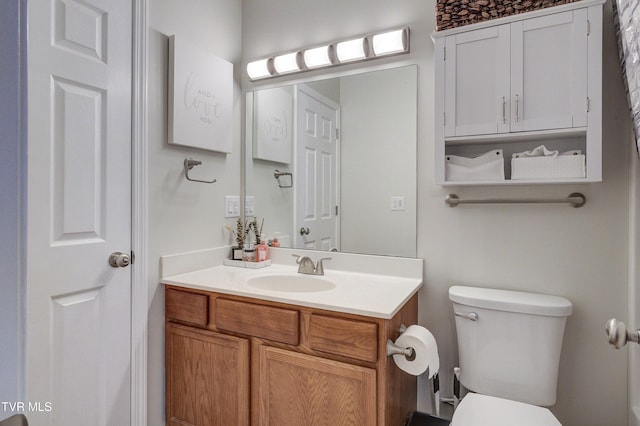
449,286 -> 572,407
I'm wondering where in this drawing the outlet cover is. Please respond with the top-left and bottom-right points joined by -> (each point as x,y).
390,196 -> 405,211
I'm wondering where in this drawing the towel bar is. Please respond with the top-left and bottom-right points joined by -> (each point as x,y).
445,192 -> 586,208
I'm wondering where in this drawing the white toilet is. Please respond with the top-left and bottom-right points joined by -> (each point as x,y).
448,285 -> 572,426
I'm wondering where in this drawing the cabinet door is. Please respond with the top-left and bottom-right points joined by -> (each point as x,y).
444,25 -> 510,137
166,323 -> 250,426
255,345 -> 377,426
510,9 -> 588,132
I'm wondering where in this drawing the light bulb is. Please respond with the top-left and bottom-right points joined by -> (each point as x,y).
335,38 -> 366,62
303,45 -> 332,68
273,52 -> 300,74
372,28 -> 408,56
246,58 -> 271,80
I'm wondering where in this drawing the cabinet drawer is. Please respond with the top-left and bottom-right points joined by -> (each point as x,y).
309,314 -> 378,363
165,288 -> 209,327
215,298 -> 299,345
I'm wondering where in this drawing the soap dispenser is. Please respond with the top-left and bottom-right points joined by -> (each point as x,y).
256,234 -> 269,262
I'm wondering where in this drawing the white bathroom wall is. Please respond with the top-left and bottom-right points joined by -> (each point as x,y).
339,66 -> 417,257
0,0 -> 25,419
241,1 -> 631,425
146,1 -> 242,424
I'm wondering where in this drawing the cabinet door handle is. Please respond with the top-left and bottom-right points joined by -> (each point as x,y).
515,94 -> 519,123
502,96 -> 506,124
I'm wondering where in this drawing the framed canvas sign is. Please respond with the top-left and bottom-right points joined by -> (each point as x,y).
253,87 -> 293,163
614,0 -> 640,157
168,35 -> 233,153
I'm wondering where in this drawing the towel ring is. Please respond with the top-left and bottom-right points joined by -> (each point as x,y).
184,158 -> 216,184
274,169 -> 293,188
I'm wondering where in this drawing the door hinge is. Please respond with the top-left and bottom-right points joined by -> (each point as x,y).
443,46 -> 446,61
336,128 -> 340,139
443,112 -> 446,126
587,20 -> 590,36
587,96 -> 590,112
335,205 -> 339,216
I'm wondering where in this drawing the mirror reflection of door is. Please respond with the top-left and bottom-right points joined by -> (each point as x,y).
295,85 -> 340,250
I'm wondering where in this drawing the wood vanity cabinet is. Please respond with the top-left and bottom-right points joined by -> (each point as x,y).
165,285 -> 418,426
165,324 -> 250,426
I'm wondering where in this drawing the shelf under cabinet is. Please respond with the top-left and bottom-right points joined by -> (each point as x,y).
444,127 -> 587,145
440,177 -> 598,186
441,131 -> 595,185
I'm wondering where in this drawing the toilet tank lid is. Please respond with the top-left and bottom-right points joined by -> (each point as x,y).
449,286 -> 572,316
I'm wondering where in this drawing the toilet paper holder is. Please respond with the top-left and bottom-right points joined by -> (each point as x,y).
386,324 -> 416,360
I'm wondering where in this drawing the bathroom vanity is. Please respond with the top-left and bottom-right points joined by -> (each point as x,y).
162,258 -> 422,426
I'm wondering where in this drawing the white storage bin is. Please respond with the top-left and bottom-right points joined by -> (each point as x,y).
445,149 -> 505,182
511,151 -> 585,180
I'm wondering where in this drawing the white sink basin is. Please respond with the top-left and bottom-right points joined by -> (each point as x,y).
246,273 -> 336,293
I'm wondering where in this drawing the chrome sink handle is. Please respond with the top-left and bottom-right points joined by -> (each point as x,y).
315,258 -> 331,275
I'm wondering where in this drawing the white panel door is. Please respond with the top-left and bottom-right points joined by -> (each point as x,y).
630,155 -> 640,426
444,25 -> 510,137
510,9 -> 588,132
632,253 -> 640,426
26,0 -> 132,425
295,86 -> 339,251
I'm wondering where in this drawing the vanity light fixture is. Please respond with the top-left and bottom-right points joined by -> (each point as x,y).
246,26 -> 410,80
335,37 -> 368,62
246,57 -> 273,80
303,45 -> 332,69
372,28 -> 408,56
273,52 -> 301,74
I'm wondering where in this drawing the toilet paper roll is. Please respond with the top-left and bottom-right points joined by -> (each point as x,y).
392,325 -> 440,378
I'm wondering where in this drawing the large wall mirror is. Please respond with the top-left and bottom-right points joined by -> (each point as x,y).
244,65 -> 417,257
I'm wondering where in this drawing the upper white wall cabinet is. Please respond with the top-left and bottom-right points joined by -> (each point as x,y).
433,0 -> 604,185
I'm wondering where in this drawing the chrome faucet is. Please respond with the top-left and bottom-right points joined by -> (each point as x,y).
292,254 -> 331,275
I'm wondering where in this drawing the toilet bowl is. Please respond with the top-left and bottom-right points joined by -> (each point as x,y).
451,393 -> 561,426
448,286 -> 572,426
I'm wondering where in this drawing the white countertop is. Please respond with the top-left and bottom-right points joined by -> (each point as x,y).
162,263 -> 423,319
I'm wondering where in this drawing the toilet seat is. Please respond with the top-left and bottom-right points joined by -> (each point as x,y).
451,393 -> 562,426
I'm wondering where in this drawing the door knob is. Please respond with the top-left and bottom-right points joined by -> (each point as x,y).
109,252 -> 131,268
299,227 -> 310,236
605,318 -> 640,349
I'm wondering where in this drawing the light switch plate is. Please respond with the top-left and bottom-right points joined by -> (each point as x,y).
225,196 -> 240,218
245,196 -> 255,217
